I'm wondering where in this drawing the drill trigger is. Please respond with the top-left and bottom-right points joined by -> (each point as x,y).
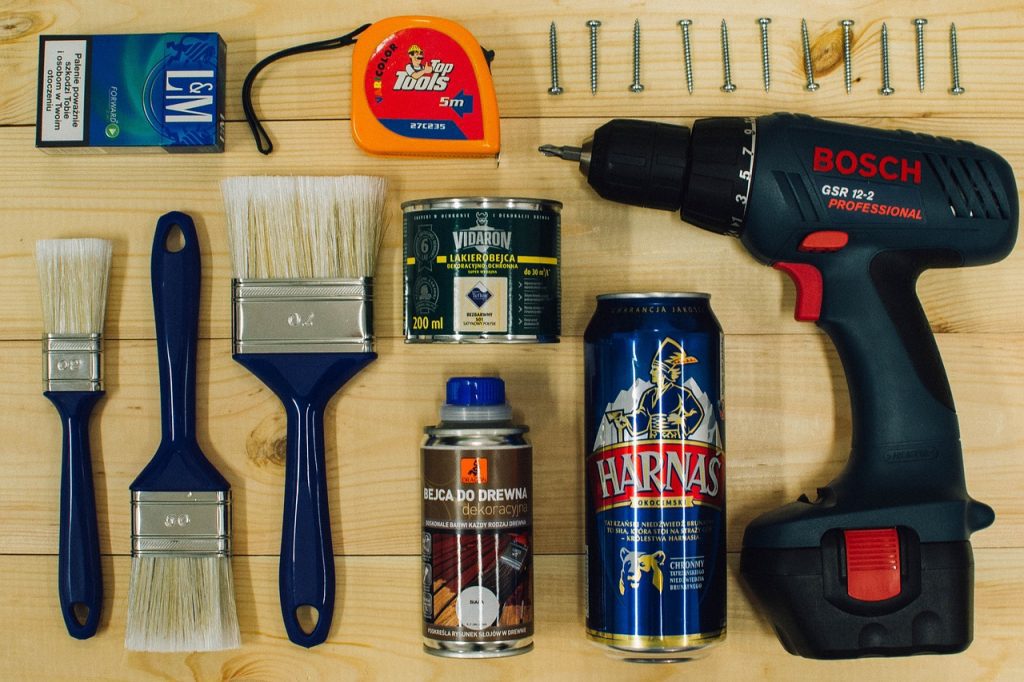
773,262 -> 823,322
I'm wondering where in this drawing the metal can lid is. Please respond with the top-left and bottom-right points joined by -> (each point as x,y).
401,196 -> 563,212
596,292 -> 711,300
446,376 -> 505,406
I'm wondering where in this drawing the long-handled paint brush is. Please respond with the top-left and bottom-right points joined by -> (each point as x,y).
222,176 -> 387,647
124,211 -> 240,652
36,238 -> 112,639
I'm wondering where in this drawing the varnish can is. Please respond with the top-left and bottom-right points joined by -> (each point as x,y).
422,377 -> 533,657
402,197 -> 561,342
584,293 -> 726,660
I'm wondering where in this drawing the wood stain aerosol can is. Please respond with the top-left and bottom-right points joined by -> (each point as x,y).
422,377 -> 533,657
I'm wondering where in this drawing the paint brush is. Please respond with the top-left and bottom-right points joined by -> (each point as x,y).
221,175 -> 387,647
124,212 -> 240,651
36,238 -> 112,639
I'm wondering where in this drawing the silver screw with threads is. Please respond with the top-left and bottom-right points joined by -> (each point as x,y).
840,19 -> 855,94
801,19 -> 819,91
547,22 -> 563,95
758,18 -> 772,92
949,23 -> 965,95
879,23 -> 894,95
587,19 -> 601,95
720,19 -> 736,92
914,18 -> 928,92
630,19 -> 644,92
679,19 -> 694,94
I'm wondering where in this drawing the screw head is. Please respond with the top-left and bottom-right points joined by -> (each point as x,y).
950,86 -> 966,95
629,83 -> 645,93
587,19 -> 602,28
758,17 -> 772,26
879,86 -> 895,96
679,19 -> 692,27
841,19 -> 855,27
806,82 -> 821,92
721,83 -> 737,93
913,18 -> 928,26
548,86 -> 564,95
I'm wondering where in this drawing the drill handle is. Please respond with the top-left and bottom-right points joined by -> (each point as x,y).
814,248 -> 982,521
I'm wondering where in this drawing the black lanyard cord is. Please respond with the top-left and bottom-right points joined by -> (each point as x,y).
242,23 -> 372,155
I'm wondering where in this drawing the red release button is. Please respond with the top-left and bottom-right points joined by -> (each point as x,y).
799,230 -> 849,252
844,528 -> 902,602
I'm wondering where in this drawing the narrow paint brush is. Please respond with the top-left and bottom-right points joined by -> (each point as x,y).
124,212 -> 240,651
221,175 -> 387,647
36,238 -> 112,639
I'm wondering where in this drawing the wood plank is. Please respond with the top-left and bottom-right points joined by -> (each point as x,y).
0,551 -> 1020,679
1,117 -> 1022,342
2,334 -> 1020,557
2,1 -> 1024,126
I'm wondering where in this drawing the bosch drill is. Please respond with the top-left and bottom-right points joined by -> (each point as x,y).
541,113 -> 1018,658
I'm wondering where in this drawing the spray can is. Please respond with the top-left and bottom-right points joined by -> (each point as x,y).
421,377 -> 533,657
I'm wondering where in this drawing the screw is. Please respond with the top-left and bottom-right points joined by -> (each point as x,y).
840,20 -> 855,94
879,23 -> 894,95
546,22 -> 563,95
801,19 -> 819,91
949,23 -> 965,95
586,20 -> 601,95
679,19 -> 694,94
914,18 -> 928,92
720,19 -> 736,92
757,18 -> 772,92
630,19 -> 644,92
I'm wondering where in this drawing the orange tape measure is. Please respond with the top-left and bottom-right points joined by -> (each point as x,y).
351,17 -> 500,157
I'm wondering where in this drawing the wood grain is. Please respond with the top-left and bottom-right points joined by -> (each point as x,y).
2,1 -> 1024,126
3,334 -> 1020,557
2,0 -> 1024,676
0,117 -> 1022,341
1,552 -> 1021,680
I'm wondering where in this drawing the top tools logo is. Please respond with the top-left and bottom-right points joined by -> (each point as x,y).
813,146 -> 922,184
393,43 -> 454,92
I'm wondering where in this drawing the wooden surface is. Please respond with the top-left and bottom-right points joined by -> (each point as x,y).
1,1 -> 1023,679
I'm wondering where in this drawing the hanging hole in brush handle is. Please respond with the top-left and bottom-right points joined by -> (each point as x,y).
151,211 -> 201,444
279,391 -> 335,647
46,390 -> 104,639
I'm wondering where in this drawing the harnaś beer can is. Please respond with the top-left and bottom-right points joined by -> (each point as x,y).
584,293 -> 726,660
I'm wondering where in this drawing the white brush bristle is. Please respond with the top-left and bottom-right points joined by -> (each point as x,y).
125,556 -> 240,652
35,238 -> 113,335
221,175 -> 388,280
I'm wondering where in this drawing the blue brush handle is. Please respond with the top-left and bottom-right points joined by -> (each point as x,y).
152,211 -> 200,445
45,391 -> 103,639
233,352 -> 376,647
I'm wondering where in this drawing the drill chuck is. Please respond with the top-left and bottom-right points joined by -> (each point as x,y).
539,117 -> 756,236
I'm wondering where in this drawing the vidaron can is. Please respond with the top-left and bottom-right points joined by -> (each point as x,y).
422,377 -> 533,657
584,293 -> 726,660
403,197 -> 561,343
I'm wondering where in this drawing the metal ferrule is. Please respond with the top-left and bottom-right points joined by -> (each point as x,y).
232,278 -> 374,354
43,334 -> 102,392
131,490 -> 231,556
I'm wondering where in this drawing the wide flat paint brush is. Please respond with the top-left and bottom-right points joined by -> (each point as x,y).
124,212 -> 240,651
221,176 -> 387,647
36,238 -> 112,639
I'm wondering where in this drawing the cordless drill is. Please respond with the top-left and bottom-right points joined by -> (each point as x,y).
541,113 -> 1018,658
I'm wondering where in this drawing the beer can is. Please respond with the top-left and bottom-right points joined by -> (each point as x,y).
584,293 -> 726,660
422,377 -> 533,657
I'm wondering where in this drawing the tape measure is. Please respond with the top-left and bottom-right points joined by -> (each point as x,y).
351,17 -> 500,157
242,17 -> 499,157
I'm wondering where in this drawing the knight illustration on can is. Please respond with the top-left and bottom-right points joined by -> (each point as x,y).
605,338 -> 704,442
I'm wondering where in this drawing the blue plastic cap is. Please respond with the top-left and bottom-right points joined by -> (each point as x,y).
446,377 -> 505,406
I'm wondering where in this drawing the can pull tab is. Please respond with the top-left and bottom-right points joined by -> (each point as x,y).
241,23 -> 372,154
